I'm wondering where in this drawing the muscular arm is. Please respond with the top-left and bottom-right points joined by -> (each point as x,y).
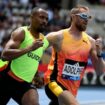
1,28 -> 43,61
89,36 -> 105,74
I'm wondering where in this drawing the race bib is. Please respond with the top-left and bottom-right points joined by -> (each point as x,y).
62,59 -> 87,80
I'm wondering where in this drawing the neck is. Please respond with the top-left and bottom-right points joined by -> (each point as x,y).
28,25 -> 40,38
68,25 -> 83,40
69,24 -> 82,36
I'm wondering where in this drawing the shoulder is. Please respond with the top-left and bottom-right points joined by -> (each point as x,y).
11,27 -> 25,37
46,29 -> 64,41
83,32 -> 95,43
85,34 -> 96,50
11,27 -> 25,42
88,35 -> 95,44
46,30 -> 63,36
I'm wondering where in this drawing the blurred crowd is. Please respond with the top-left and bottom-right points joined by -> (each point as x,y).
86,0 -> 105,5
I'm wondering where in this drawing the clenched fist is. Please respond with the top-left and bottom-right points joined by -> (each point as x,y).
29,39 -> 43,51
95,37 -> 103,55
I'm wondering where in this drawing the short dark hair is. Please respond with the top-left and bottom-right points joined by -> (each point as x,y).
31,7 -> 47,17
70,5 -> 89,15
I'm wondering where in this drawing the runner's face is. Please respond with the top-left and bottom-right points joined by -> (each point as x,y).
74,11 -> 91,31
75,15 -> 88,31
32,10 -> 48,32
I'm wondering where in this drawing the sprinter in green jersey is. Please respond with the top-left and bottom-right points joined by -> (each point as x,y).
0,7 -> 48,105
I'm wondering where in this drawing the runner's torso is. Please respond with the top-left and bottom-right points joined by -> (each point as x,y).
50,29 -> 91,96
10,26 -> 49,82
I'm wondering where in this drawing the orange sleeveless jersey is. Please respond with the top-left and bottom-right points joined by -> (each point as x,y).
44,29 -> 91,96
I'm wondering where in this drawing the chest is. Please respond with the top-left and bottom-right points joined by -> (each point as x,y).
60,38 -> 91,57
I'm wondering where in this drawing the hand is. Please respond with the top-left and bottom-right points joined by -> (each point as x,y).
33,72 -> 44,88
33,77 -> 44,88
95,38 -> 103,55
29,39 -> 43,51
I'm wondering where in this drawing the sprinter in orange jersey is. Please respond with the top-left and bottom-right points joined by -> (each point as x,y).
44,5 -> 105,105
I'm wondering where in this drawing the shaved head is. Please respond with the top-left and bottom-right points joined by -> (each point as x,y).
31,7 -> 47,16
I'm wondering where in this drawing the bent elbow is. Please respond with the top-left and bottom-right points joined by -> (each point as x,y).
1,55 -> 8,61
1,52 -> 10,61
